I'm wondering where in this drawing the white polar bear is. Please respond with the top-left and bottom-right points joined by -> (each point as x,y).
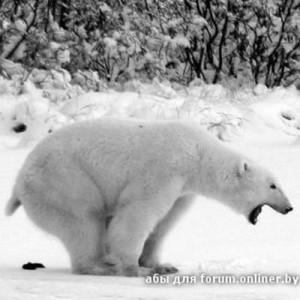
6,118 -> 293,276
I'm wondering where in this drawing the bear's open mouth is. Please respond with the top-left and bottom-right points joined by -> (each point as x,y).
248,205 -> 263,225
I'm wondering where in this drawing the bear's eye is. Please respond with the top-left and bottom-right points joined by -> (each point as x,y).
270,183 -> 276,189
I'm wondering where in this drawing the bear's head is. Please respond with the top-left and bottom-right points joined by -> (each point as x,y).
229,160 -> 293,225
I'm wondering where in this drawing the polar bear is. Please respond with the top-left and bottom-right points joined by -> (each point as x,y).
6,118 -> 293,276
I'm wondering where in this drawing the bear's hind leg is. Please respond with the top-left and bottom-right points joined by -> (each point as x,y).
64,212 -> 111,275
139,195 -> 195,274
23,199 -> 109,275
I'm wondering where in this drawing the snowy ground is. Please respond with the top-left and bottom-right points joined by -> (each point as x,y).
1,82 -> 300,299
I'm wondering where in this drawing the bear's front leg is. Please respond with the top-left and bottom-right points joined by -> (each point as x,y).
105,181 -> 183,277
105,202 -> 162,276
139,195 -> 195,274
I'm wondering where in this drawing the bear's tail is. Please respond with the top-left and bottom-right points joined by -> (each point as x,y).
5,195 -> 21,216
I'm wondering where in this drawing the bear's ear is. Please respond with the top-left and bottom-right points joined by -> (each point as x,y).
237,160 -> 250,176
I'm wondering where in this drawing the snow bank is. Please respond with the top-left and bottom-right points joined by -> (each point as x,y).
0,76 -> 300,148
0,81 -> 67,147
247,86 -> 300,136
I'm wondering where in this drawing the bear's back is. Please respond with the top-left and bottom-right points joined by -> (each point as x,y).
38,118 -> 216,154
23,118 -> 222,183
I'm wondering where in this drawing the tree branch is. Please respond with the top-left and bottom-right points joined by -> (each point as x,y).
3,0 -> 40,60
213,14 -> 228,83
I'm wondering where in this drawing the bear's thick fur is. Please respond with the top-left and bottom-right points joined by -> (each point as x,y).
6,118 -> 293,276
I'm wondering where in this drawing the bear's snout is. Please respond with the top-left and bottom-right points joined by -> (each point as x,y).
283,206 -> 293,214
268,203 -> 293,215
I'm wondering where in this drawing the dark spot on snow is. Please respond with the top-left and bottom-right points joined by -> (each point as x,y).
139,125 -> 144,128
48,129 -> 53,134
22,262 -> 45,270
281,112 -> 295,121
12,123 -> 27,133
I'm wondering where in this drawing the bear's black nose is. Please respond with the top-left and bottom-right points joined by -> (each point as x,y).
12,123 -> 27,133
285,207 -> 293,214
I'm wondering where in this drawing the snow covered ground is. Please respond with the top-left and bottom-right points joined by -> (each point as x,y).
1,81 -> 300,299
